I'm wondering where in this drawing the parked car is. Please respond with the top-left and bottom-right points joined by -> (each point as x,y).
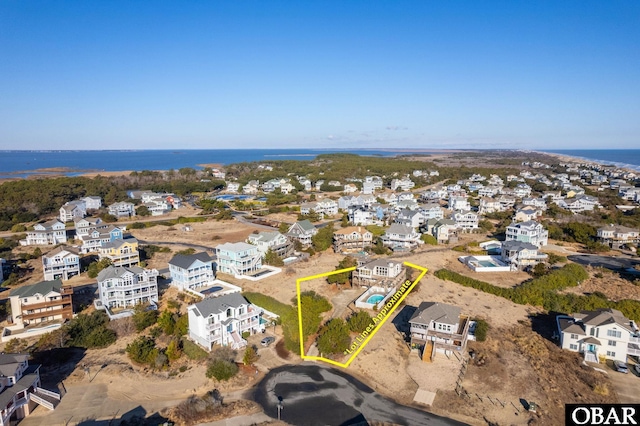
613,360 -> 629,373
261,336 -> 276,346
634,364 -> 640,375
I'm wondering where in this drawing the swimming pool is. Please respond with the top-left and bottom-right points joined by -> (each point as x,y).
216,195 -> 252,201
366,294 -> 385,304
478,260 -> 499,267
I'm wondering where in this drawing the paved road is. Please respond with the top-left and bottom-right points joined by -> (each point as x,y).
567,254 -> 640,272
253,364 -> 467,426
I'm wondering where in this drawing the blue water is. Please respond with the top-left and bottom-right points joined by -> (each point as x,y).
366,294 -> 385,304
541,149 -> 640,171
0,149 -> 443,178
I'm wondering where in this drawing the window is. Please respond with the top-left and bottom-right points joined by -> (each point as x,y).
607,329 -> 622,338
569,344 -> 578,350
570,334 -> 578,339
606,351 -> 616,357
608,340 -> 617,347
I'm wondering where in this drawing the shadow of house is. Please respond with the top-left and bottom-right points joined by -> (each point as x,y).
340,413 -> 370,426
528,312 -> 563,343
30,347 -> 87,392
76,406 -> 170,425
391,305 -> 417,338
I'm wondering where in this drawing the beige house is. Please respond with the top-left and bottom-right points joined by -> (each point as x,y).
9,280 -> 74,328
332,226 -> 373,253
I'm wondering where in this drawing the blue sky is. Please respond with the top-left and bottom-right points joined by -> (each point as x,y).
1,1 -> 639,150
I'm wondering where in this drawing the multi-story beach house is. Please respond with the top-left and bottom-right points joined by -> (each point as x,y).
42,246 -> 80,281
451,211 -> 478,232
73,217 -> 104,237
332,226 -> 373,253
215,242 -> 262,276
187,293 -> 266,351
107,201 -> 136,218
20,220 -> 67,246
97,265 -> 159,311
82,196 -> 102,211
500,241 -> 548,269
352,259 -> 404,287
505,220 -> 548,248
98,237 -> 140,267
59,200 -> 86,222
0,353 -> 60,426
513,206 -> 543,223
596,224 -> 640,248
246,231 -> 293,259
409,301 -> 470,360
286,220 -> 317,247
9,280 -> 74,327
559,308 -> 640,363
78,225 -> 124,254
380,223 -> 422,250
168,252 -> 215,291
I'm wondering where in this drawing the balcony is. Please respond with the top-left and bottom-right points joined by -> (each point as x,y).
20,296 -> 72,311
22,306 -> 73,321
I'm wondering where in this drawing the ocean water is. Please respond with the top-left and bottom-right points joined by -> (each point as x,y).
0,149 -> 439,178
541,149 -> 640,171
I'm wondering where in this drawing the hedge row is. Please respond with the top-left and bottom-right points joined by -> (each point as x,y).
434,265 -> 640,321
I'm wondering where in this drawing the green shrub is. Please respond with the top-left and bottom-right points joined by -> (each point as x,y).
181,338 -> 208,360
132,305 -> 159,332
206,359 -> 238,381
347,311 -> 374,333
472,318 -> 489,342
126,336 -> 157,365
420,234 -> 437,245
317,318 -> 351,355
65,311 -> 117,348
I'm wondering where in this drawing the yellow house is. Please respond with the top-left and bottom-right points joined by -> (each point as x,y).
565,190 -> 577,198
98,237 -> 140,267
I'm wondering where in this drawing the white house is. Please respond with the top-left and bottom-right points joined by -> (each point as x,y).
59,200 -> 86,222
247,231 -> 293,259
42,246 -> 80,281
352,258 -> 404,287
0,353 -> 60,425
168,252 -> 215,291
391,176 -> 415,192
559,309 -> 640,363
97,265 -> 159,312
332,226 -> 374,253
108,201 -> 136,218
215,242 -> 262,276
226,182 -> 240,193
597,224 -> 639,248
187,293 -> 266,351
451,211 -> 478,232
82,196 -> 102,211
449,196 -> 471,211
73,217 -> 104,237
505,220 -> 548,248
20,220 -> 67,246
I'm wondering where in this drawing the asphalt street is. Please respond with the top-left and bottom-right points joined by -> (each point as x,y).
253,364 -> 468,426
567,254 -> 640,273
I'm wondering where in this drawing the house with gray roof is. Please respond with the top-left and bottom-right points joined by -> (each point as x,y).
215,242 -> 262,276
96,265 -> 158,316
409,301 -> 470,360
168,252 -> 214,291
500,240 -> 548,269
380,223 -> 422,251
286,220 -> 318,247
42,246 -> 80,281
559,308 -> 640,363
59,200 -> 86,222
187,293 -> 267,351
353,258 -> 405,288
246,231 -> 293,259
0,353 -> 60,425
20,220 -> 67,246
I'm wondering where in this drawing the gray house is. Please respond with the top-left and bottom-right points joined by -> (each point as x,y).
409,302 -> 470,360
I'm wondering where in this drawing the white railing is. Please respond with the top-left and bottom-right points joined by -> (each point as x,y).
36,387 -> 61,400
30,394 -> 55,410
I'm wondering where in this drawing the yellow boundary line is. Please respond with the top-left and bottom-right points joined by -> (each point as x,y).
296,261 -> 428,368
